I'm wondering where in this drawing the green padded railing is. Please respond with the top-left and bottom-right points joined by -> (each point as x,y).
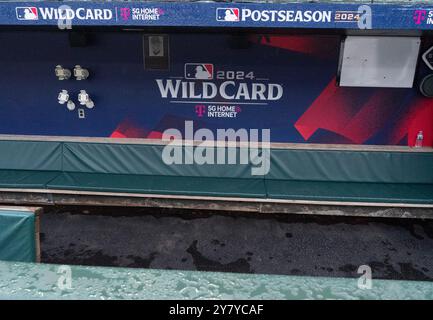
0,208 -> 38,263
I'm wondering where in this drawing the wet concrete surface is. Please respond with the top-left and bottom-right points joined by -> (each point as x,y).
40,206 -> 433,281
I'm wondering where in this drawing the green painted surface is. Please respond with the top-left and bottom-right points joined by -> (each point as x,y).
1,261 -> 433,299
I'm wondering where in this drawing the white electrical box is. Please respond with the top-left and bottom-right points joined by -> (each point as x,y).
339,36 -> 420,88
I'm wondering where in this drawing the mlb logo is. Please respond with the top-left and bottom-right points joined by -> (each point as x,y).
16,7 -> 38,20
184,63 -> 214,80
216,8 -> 240,22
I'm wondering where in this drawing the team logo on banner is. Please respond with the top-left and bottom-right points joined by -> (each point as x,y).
185,63 -> 214,80
16,7 -> 39,20
216,8 -> 240,22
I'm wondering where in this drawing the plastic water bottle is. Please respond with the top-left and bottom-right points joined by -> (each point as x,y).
415,131 -> 424,148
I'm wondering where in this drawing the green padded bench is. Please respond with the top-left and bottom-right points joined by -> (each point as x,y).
265,148 -> 433,204
0,139 -> 432,205
46,142 -> 267,198
0,140 -> 62,189
48,172 -> 266,198
266,180 -> 433,204
0,170 -> 59,189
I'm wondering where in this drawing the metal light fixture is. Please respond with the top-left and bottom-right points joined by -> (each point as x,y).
74,65 -> 90,81
78,90 -> 94,109
55,65 -> 71,80
58,90 -> 70,104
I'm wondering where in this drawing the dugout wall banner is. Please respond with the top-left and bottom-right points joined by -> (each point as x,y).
0,31 -> 431,147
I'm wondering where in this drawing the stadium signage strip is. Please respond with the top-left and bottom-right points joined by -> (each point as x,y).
1,1 -> 433,30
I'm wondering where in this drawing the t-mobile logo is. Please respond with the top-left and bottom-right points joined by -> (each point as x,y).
414,10 -> 427,25
120,8 -> 131,21
195,105 -> 206,117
